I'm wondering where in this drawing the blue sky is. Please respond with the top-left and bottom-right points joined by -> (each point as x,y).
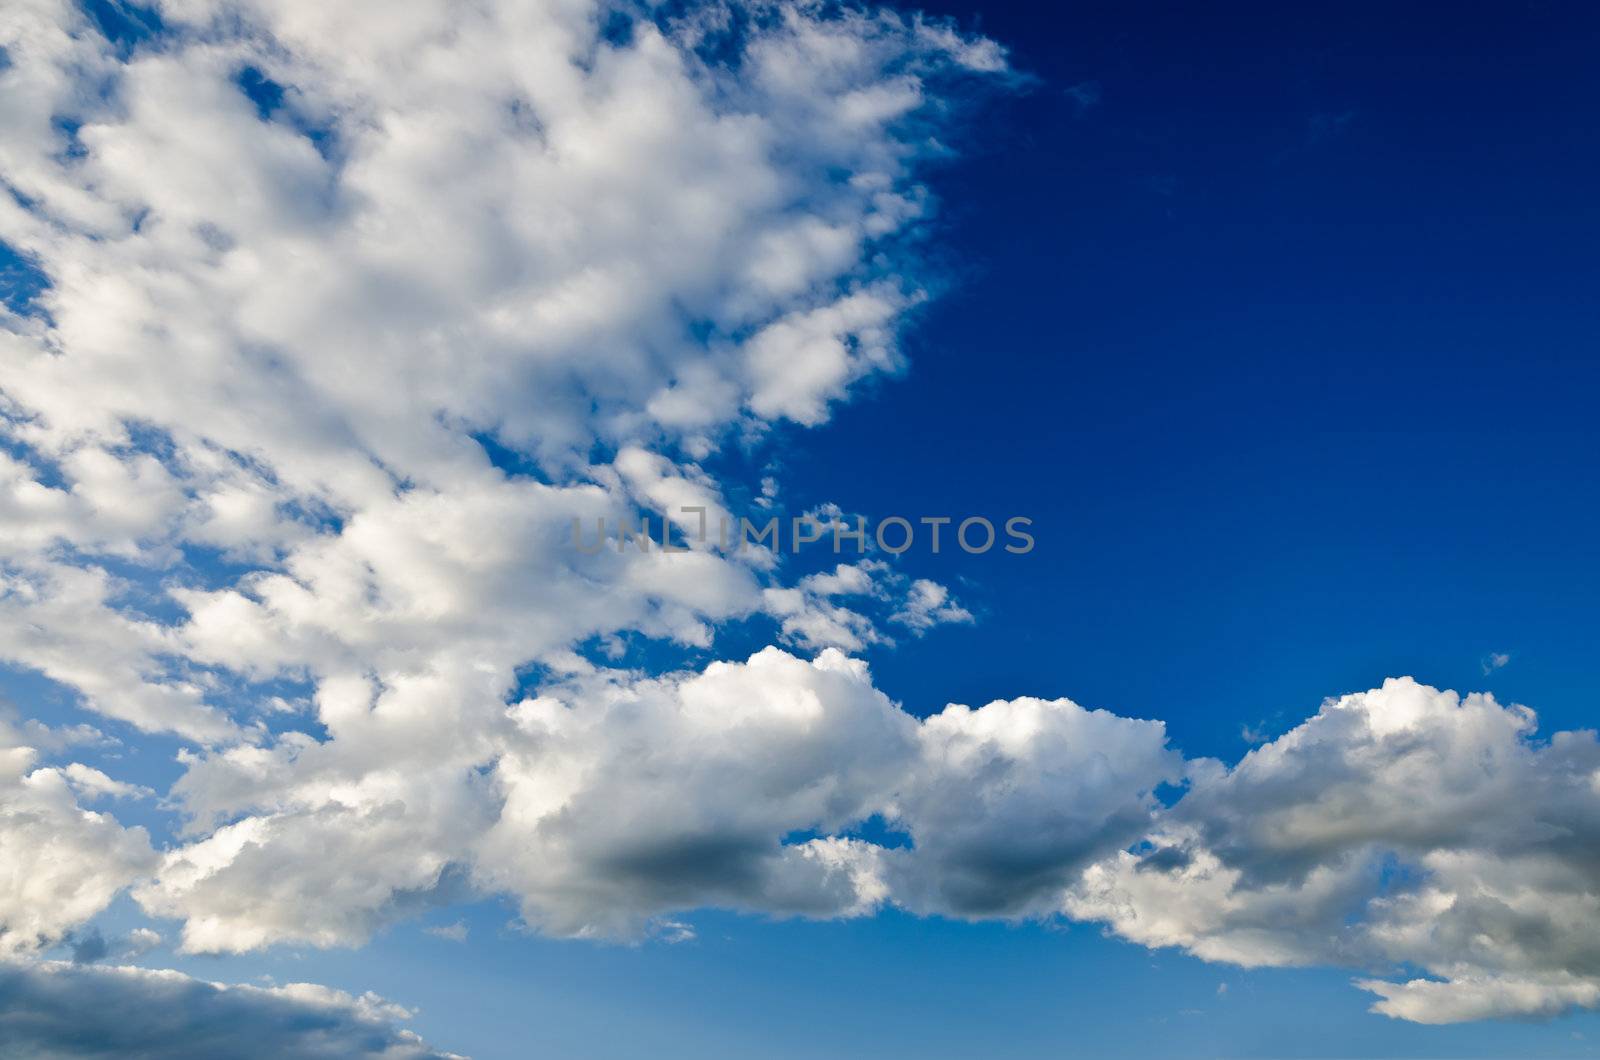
794,0 -> 1600,748
2,1 -> 1600,1057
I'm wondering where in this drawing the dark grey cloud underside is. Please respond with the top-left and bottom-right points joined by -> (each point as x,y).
0,963 -> 452,1060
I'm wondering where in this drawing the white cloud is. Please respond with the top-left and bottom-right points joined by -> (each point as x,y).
138,760 -> 495,954
424,921 -> 468,943
133,645 -> 1174,949
742,286 -> 910,425
1064,677 -> 1600,1023
0,961 -> 458,1058
887,692 -> 1179,918
0,724 -> 156,956
474,647 -> 915,938
889,578 -> 974,633
0,559 -> 238,743
764,563 -> 971,652
1357,974 -> 1600,1025
468,647 -> 1177,939
0,0 -> 1002,745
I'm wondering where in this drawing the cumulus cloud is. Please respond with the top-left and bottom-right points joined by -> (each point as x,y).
476,647 -> 913,937
1064,678 -> 1600,1023
0,962 -> 457,1059
474,647 -> 1177,938
887,692 -> 1177,918
138,648 -> 1600,1028
0,0 -> 1004,742
0,0 -> 1023,966
137,646 -> 1173,947
0,723 -> 156,957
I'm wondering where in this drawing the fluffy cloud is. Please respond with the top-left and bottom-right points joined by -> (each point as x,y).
889,577 -> 973,632
0,962 -> 457,1059
887,692 -> 1177,918
0,0 -> 1020,969
143,651 -> 1600,1029
1,0 -> 993,477
0,0 -> 1002,742
1064,678 -> 1600,1023
763,561 -> 970,652
145,647 -> 1173,946
137,770 -> 493,954
0,721 -> 157,957
477,648 -> 914,938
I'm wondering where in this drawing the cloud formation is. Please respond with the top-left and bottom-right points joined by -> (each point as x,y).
142,646 -> 1174,948
0,721 -> 156,957
0,962 -> 456,1058
1065,678 -> 1600,1023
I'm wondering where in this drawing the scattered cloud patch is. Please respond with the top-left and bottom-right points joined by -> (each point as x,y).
889,578 -> 973,633
424,922 -> 468,943
1064,80 -> 1102,115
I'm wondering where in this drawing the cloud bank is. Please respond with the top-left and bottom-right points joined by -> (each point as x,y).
0,962 -> 457,1058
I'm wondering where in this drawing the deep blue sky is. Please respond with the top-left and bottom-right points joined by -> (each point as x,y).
768,0 -> 1600,762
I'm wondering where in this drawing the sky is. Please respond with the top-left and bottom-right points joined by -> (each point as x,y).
1,0 -> 1599,1057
